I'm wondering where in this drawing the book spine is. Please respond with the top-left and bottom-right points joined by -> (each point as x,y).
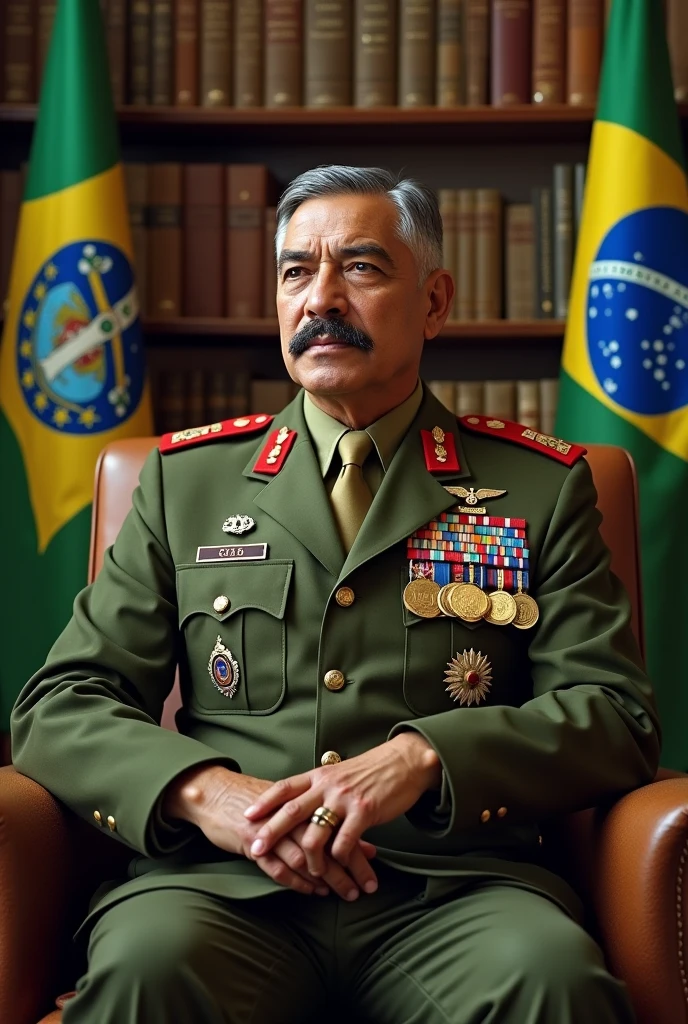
226,165 -> 269,318
455,380 -> 484,417
427,381 -> 457,410
439,189 -> 459,318
437,0 -> 464,107
148,163 -> 183,318
539,377 -> 559,434
475,188 -> 502,320
0,170 -> 22,314
264,206 -> 278,317
130,0 -> 151,105
567,0 -> 602,106
304,0 -> 352,106
483,380 -> 516,419
457,189 -> 476,320
265,0 -> 303,106
491,0 -> 532,106
532,187 -> 553,319
353,0 -> 396,107
157,369 -> 188,433
37,1 -> 57,91
553,163 -> 574,320
398,0 -> 436,107
668,0 -> 688,102
516,380 -> 540,429
3,0 -> 35,102
151,0 -> 174,104
187,368 -> 207,426
234,0 -> 263,106
183,164 -> 225,316
505,203 -> 535,320
105,0 -> 127,105
574,162 -> 586,242
125,164 -> 149,317
200,0 -> 232,106
465,0 -> 489,105
175,0 -> 199,105
532,0 -> 565,104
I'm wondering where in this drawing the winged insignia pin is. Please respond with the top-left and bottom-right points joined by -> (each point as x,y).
444,486 -> 507,506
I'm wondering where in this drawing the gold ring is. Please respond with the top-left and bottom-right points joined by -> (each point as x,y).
310,806 -> 339,828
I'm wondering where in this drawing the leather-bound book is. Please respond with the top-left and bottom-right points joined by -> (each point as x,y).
125,164 -> 149,317
465,0 -> 489,105
175,0 -> 199,105
483,380 -> 516,420
532,186 -> 553,319
3,1 -> 35,102
265,0 -> 303,107
505,203 -> 534,320
553,163 -> 573,320
456,380 -> 484,417
263,206 -> 277,317
354,0 -> 396,107
200,0 -> 232,106
438,189 -> 458,318
0,170 -> 22,315
532,0 -> 565,104
567,0 -> 602,106
668,0 -> 688,102
183,164 -> 225,317
157,369 -> 188,434
437,0 -> 464,107
491,0 -> 532,106
456,189 -> 476,320
226,165 -> 270,318
574,162 -> 586,241
148,164 -> 183,319
187,369 -> 207,426
234,0 -> 263,107
250,379 -> 295,414
516,380 -> 539,429
37,2 -> 57,91
398,0 -> 435,107
151,0 -> 174,104
539,377 -> 559,434
129,0 -> 151,105
105,0 -> 127,105
475,188 -> 502,320
305,0 -> 352,106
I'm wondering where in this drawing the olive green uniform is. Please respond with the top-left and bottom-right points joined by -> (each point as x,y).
11,384 -> 659,1023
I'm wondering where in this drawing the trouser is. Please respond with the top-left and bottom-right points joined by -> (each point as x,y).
63,864 -> 634,1024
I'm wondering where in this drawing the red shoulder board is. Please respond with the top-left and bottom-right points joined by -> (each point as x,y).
420,427 -> 461,473
252,425 -> 298,475
458,415 -> 587,467
159,414 -> 274,454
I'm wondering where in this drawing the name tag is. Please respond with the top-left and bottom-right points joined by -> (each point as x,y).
196,543 -> 268,563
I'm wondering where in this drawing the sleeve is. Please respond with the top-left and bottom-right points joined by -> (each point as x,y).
10,448 -> 239,857
389,456 -> 661,836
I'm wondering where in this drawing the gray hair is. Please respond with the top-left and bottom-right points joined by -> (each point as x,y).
275,165 -> 443,284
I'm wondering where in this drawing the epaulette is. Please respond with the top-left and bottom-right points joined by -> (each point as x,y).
458,414 -> 587,468
159,414 -> 274,454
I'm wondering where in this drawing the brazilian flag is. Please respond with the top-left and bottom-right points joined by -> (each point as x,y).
0,0 -> 152,728
557,0 -> 688,767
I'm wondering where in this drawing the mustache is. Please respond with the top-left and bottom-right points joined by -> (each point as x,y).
288,318 -> 375,356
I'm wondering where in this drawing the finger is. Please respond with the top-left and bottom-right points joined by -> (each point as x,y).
243,775 -> 313,820
358,839 -> 377,859
250,796 -> 321,857
331,811 -> 369,868
319,857 -> 362,902
298,819 -> 334,879
275,837 -> 330,896
345,844 -> 379,895
256,853 -> 323,896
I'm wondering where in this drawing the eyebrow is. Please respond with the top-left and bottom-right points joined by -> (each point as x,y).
277,243 -> 397,274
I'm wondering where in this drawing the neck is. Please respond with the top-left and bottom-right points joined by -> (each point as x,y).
305,374 -> 419,429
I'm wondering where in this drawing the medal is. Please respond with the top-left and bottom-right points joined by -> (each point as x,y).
208,636 -> 240,697
403,578 -> 441,618
444,649 -> 493,706
512,570 -> 540,630
438,583 -> 459,617
485,569 -> 517,626
449,583 -> 490,622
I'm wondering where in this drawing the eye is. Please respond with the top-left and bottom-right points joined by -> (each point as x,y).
284,267 -> 305,280
349,261 -> 378,273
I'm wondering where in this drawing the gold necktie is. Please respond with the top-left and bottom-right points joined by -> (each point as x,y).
330,430 -> 374,552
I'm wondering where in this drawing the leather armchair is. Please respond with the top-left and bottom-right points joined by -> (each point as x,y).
1,438 -> 686,1024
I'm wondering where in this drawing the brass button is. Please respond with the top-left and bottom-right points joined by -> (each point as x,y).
93,810 -> 102,825
497,806 -> 508,818
323,670 -> 346,692
213,595 -> 230,613
106,815 -> 117,832
480,809 -> 491,823
335,587 -> 355,608
321,750 -> 342,766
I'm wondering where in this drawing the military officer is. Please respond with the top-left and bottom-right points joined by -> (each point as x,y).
11,166 -> 660,1024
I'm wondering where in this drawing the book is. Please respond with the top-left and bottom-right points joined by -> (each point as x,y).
553,163 -> 574,320
124,164 -> 149,317
539,377 -> 559,434
104,0 -> 127,105
250,379 -> 296,413
37,1 -> 58,90
265,0 -> 303,107
148,163 -> 183,318
3,0 -> 35,102
156,369 -> 187,433
465,0 -> 489,105
491,0 -> 532,106
226,165 -> 270,318
516,380 -> 539,428
455,380 -> 484,417
0,170 -> 22,314
483,380 -> 516,419
475,188 -> 502,320
438,189 -> 459,318
532,186 -> 554,318
151,0 -> 174,105
398,0 -> 435,107
667,0 -> 688,102
187,368 -> 207,426
175,0 -> 199,105
200,0 -> 232,106
532,0 -> 565,104
456,189 -> 476,320
567,0 -> 603,106
437,0 -> 464,107
427,381 -> 456,410
505,204 -> 535,320
305,0 -> 352,107
264,206 -> 278,317
207,368 -> 251,420
353,0 -> 396,107
183,163 -> 225,317
129,0 -> 151,105
574,162 -> 586,241
234,0 -> 263,107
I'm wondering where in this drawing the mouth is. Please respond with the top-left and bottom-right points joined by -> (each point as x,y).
308,333 -> 350,347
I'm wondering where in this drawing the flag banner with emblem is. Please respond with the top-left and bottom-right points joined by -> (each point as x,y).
0,0 -> 152,727
556,0 -> 688,766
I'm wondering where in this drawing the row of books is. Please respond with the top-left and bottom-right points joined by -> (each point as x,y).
427,377 -> 559,434
4,1 -> 687,110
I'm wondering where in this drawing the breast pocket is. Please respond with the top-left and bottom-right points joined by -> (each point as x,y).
177,560 -> 293,715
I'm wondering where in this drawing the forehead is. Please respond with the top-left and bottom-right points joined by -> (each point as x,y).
282,193 -> 401,248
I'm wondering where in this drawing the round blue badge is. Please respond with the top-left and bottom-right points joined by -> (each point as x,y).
586,207 -> 688,415
16,241 -> 144,434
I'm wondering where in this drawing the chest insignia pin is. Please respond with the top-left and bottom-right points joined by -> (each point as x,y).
222,514 -> 255,536
444,485 -> 507,515
444,649 -> 493,706
208,636 -> 240,698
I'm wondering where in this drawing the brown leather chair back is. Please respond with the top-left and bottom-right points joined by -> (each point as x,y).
90,438 -> 645,729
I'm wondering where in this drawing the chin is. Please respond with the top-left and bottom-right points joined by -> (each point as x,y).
290,358 -> 374,396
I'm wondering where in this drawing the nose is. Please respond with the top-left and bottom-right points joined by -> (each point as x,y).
303,263 -> 348,321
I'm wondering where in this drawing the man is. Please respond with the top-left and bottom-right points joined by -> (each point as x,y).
12,166 -> 659,1023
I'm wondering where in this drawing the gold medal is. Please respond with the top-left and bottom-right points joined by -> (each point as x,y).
403,578 -> 441,618
513,592 -> 540,629
438,583 -> 459,617
449,582 -> 490,622
485,589 -> 517,626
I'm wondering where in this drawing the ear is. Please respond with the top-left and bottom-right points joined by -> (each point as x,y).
423,270 -> 454,340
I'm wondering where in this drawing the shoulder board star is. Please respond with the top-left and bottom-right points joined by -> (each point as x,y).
458,414 -> 586,467
159,414 -> 274,455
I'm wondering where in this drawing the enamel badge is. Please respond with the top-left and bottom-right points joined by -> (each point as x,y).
444,649 -> 492,706
208,636 -> 240,698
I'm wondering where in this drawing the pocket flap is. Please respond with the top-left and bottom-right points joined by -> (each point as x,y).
177,560 -> 294,628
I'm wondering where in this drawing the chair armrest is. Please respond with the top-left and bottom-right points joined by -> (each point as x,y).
592,777 -> 688,1024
